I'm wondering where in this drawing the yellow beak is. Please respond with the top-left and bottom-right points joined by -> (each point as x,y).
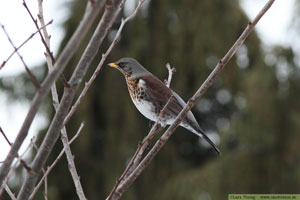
108,63 -> 119,68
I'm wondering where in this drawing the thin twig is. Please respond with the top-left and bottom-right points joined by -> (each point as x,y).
0,127 -> 31,172
30,122 -> 85,200
0,24 -> 41,89
0,20 -> 53,70
107,0 -> 275,199
43,168 -> 48,200
0,127 -> 12,145
164,63 -> 176,88
0,137 -> 35,196
0,0 -> 105,188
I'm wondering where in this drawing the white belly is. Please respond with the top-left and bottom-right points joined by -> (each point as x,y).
132,98 -> 175,127
132,99 -> 157,121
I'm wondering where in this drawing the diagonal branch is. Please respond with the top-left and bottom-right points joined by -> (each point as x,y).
0,0 -> 105,190
107,0 -> 275,199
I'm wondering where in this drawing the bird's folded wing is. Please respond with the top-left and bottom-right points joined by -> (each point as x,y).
141,75 -> 189,117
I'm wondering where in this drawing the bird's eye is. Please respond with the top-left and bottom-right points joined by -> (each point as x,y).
119,62 -> 125,68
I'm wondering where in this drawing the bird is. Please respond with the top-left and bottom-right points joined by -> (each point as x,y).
108,57 -> 220,155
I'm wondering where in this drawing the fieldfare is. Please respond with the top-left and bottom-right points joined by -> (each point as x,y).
108,58 -> 220,154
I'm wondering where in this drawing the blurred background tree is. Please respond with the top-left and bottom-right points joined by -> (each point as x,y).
1,0 -> 299,199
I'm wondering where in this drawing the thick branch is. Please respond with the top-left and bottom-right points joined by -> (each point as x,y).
108,0 -> 275,199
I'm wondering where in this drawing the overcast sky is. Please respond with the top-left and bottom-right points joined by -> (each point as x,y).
0,0 -> 297,162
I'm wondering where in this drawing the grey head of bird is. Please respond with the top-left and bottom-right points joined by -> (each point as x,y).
108,57 -> 150,79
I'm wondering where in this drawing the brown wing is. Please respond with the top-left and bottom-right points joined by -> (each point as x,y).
141,75 -> 184,116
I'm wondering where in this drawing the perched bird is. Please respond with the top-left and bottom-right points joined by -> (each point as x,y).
108,58 -> 220,154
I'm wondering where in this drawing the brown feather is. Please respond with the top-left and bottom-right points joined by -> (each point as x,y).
141,75 -> 172,100
141,75 -> 184,115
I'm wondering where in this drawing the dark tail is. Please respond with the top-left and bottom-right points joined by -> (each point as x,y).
192,126 -> 221,155
199,130 -> 221,155
183,119 -> 221,155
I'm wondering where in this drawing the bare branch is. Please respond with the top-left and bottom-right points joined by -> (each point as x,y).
164,63 -> 176,87
30,122 -> 85,200
0,126 -> 12,146
0,127 -> 31,173
42,168 -> 48,200
60,126 -> 87,200
0,137 -> 35,196
4,184 -> 17,200
0,0 -> 105,187
0,20 -> 53,70
107,0 -> 276,199
0,24 -> 41,89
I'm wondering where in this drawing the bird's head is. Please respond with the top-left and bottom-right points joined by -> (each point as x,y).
108,57 -> 149,79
